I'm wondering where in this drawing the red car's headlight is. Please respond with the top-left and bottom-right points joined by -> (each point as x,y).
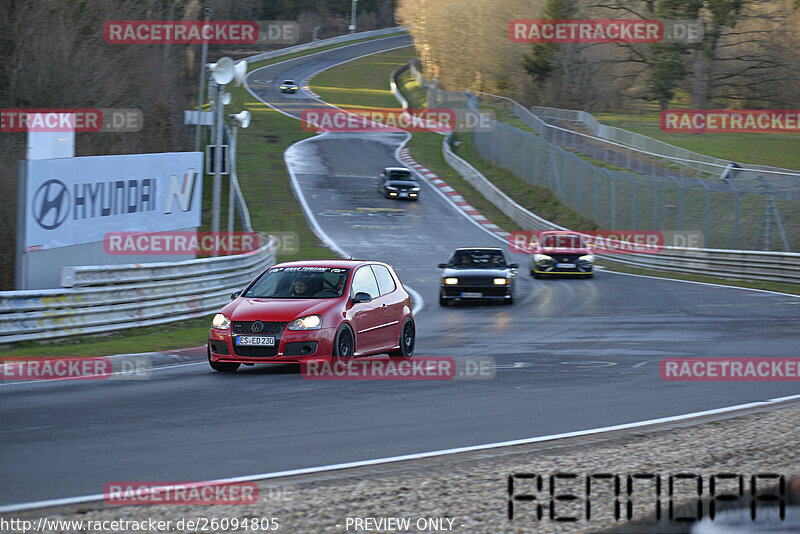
211,313 -> 230,329
287,315 -> 322,330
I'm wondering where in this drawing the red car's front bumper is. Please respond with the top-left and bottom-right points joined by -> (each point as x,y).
209,326 -> 337,364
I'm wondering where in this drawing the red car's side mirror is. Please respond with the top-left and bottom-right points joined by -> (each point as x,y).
352,292 -> 372,304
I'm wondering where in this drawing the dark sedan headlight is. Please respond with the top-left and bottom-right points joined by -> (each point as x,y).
493,278 -> 509,285
443,277 -> 459,285
533,254 -> 553,262
578,254 -> 594,263
287,315 -> 322,330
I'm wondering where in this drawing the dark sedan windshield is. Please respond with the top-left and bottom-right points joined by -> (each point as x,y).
449,251 -> 507,268
387,170 -> 412,180
245,267 -> 350,298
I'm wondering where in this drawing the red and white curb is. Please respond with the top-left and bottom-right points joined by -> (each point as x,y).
301,76 -> 321,99
397,148 -> 510,239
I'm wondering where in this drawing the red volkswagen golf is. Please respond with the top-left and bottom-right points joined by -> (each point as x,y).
208,260 -> 415,372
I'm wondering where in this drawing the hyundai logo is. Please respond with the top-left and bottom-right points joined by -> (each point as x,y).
32,179 -> 70,230
251,321 -> 264,333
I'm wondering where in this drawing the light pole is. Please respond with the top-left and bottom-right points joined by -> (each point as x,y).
349,0 -> 358,34
206,57 -> 235,245
228,110 -> 251,247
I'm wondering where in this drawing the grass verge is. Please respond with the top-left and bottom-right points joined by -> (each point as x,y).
397,69 -> 426,109
2,317 -> 213,358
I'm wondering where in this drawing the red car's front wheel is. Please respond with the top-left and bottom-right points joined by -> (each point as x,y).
332,324 -> 355,367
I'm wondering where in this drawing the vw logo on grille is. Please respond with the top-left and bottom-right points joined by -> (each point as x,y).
251,321 -> 265,333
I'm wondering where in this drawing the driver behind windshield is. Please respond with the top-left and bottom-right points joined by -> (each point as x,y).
490,254 -> 506,266
290,277 -> 313,297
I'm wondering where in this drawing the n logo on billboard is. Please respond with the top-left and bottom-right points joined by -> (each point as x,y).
164,169 -> 198,214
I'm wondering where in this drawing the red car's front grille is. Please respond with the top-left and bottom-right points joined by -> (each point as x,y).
455,277 -> 496,286
232,321 -> 288,335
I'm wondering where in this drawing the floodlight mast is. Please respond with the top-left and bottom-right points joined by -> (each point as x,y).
228,110 -> 251,245
349,0 -> 359,33
206,57 -> 235,250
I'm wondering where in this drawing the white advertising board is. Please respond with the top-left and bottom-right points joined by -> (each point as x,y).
24,152 -> 203,250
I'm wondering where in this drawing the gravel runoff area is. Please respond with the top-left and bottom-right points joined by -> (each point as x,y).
5,401 -> 799,534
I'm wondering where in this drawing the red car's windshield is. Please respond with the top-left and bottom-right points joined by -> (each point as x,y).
244,267 -> 350,299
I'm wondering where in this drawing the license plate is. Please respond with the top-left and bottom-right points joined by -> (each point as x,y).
556,263 -> 576,269
399,192 -> 408,197
235,336 -> 276,346
461,292 -> 482,298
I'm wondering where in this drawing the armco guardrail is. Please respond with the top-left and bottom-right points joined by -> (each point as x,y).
390,64 -> 410,111
402,63 -> 800,284
0,235 -> 276,343
607,247 -> 800,284
245,27 -> 408,64
528,104 -> 800,181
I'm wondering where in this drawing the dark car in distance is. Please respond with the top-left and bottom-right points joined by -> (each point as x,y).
279,79 -> 298,93
438,247 -> 518,305
378,167 -> 420,200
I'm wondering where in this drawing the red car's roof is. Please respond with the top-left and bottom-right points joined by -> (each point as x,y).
269,259 -> 386,269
